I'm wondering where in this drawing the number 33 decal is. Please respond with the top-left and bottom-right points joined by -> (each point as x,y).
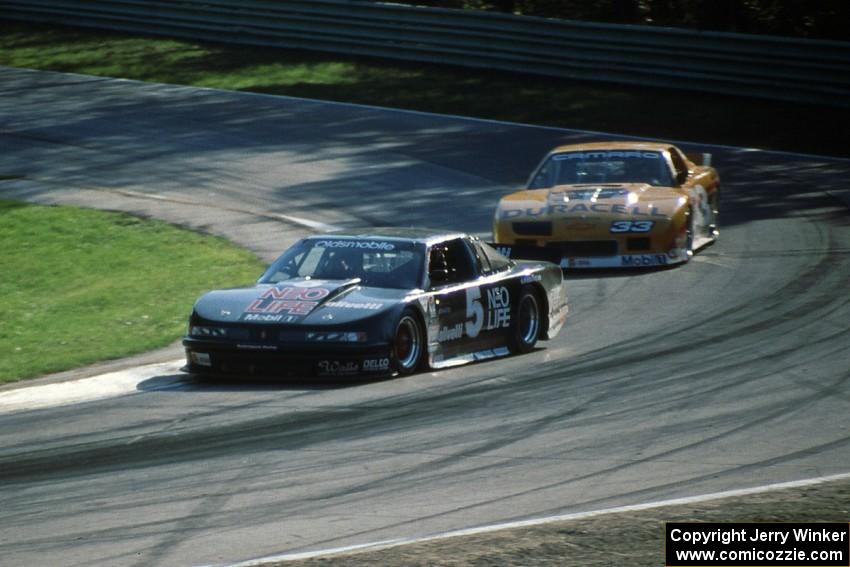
610,220 -> 654,233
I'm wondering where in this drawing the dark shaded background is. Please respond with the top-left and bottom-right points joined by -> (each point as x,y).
382,0 -> 850,41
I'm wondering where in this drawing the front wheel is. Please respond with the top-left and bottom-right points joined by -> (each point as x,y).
509,287 -> 541,354
393,311 -> 424,376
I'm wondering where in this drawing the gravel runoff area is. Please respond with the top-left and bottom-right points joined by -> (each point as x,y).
258,477 -> 850,567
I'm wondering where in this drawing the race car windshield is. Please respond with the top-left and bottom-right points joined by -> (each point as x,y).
259,238 -> 425,290
529,150 -> 674,188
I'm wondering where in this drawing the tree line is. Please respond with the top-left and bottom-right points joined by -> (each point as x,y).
388,0 -> 849,41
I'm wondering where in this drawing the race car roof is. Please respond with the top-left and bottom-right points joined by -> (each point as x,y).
306,227 -> 467,246
548,141 -> 672,154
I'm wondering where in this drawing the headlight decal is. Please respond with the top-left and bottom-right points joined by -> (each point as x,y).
305,331 -> 369,343
189,326 -> 249,339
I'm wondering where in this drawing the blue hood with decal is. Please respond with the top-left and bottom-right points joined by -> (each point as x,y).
193,278 -> 409,325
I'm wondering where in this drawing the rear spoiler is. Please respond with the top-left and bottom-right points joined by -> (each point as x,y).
686,152 -> 712,167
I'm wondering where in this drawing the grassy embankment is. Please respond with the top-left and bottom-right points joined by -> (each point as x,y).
0,200 -> 264,384
1,20 -> 848,158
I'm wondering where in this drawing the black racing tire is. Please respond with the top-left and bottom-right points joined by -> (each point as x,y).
509,287 -> 541,354
393,310 -> 424,376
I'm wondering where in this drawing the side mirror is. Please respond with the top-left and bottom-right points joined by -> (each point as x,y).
675,170 -> 688,186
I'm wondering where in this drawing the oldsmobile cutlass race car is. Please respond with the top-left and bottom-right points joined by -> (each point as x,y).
492,142 -> 720,268
183,229 -> 568,378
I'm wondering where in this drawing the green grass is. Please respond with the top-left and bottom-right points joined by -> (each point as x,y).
1,20 -> 848,157
0,200 -> 265,383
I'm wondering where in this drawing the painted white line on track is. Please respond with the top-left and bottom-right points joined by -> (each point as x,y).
0,359 -> 185,412
221,471 -> 850,566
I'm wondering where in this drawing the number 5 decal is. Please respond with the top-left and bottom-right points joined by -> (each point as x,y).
465,287 -> 483,338
610,220 -> 655,233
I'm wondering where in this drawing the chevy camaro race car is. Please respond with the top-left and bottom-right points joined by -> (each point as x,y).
183,229 -> 568,378
492,142 -> 720,268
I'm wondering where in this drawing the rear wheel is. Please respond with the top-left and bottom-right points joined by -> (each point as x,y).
509,287 -> 541,354
393,311 -> 424,375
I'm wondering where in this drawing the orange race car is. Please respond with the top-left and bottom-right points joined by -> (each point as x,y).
492,142 -> 720,268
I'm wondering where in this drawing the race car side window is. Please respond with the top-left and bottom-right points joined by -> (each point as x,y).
478,241 -> 513,273
469,239 -> 492,275
428,238 -> 476,287
450,238 -> 478,282
668,147 -> 689,185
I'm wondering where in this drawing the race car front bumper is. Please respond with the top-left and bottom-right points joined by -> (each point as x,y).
490,243 -> 689,269
182,338 -> 394,378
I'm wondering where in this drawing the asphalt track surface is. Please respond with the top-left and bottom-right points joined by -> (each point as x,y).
1,67 -> 849,567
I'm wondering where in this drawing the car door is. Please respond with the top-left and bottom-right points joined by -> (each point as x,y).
427,238 -> 476,360
427,238 -> 513,362
467,237 -> 515,348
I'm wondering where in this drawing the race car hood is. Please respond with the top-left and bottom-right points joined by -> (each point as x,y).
192,278 -> 407,325
497,184 -> 686,224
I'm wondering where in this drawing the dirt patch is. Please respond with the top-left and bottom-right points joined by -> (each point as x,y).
265,477 -> 850,566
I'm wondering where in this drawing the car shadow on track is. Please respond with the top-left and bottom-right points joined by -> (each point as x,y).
561,265 -> 677,280
136,372 -> 391,393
